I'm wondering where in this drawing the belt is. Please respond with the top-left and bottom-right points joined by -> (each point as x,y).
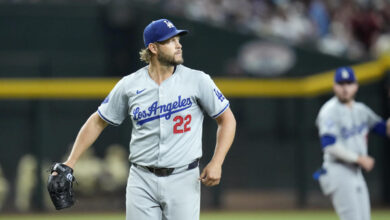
133,159 -> 199,177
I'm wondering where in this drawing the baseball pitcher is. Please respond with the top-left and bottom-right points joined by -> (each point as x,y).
314,67 -> 390,220
47,18 -> 236,220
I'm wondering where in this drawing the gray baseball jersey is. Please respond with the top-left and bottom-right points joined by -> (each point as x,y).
97,64 -> 229,168
316,96 -> 382,220
316,96 -> 381,163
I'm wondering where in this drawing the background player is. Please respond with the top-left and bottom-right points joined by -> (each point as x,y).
314,66 -> 390,220
51,18 -> 236,220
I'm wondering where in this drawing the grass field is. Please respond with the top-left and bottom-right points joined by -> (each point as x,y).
1,210 -> 390,220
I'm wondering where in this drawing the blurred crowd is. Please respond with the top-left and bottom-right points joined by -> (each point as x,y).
138,0 -> 390,60
4,0 -> 390,60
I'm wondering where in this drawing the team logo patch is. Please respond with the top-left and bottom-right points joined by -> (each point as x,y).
213,89 -> 225,102
102,96 -> 109,104
164,20 -> 174,28
133,95 -> 192,125
341,70 -> 349,79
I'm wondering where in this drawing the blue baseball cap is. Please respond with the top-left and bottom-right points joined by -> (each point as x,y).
143,19 -> 188,48
334,66 -> 356,83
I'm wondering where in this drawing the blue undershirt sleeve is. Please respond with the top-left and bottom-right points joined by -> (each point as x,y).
320,135 -> 336,149
371,120 -> 387,137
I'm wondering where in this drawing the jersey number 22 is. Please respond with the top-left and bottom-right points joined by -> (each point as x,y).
173,115 -> 191,134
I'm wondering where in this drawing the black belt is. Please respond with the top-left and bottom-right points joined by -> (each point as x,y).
133,159 -> 199,177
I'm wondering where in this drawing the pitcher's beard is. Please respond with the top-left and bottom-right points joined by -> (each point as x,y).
158,51 -> 183,66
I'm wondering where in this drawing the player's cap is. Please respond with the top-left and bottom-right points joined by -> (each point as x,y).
334,66 -> 356,83
143,19 -> 188,48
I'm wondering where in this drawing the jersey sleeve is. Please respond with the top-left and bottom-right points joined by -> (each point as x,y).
362,104 -> 382,129
97,78 -> 129,126
316,110 -> 338,137
197,73 -> 230,118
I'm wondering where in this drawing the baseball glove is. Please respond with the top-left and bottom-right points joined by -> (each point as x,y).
47,163 -> 76,210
